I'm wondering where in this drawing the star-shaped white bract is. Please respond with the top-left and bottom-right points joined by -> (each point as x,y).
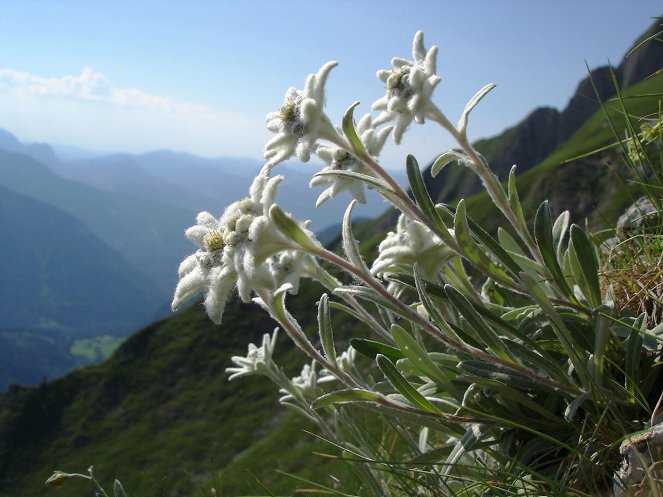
172,167 -> 316,324
317,346 -> 357,384
279,360 -> 319,403
310,114 -> 392,206
264,61 -> 339,168
226,328 -> 279,381
371,214 -> 455,286
372,31 -> 441,144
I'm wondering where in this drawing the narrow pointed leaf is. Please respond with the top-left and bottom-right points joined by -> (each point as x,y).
377,354 -> 442,414
269,205 -> 318,251
552,210 -> 570,258
431,150 -> 470,177
457,83 -> 496,135
458,361 -> 555,392
445,285 -> 513,362
312,389 -> 383,409
534,201 -> 574,299
569,225 -> 601,308
342,101 -> 367,157
113,480 -> 128,497
341,201 -> 371,275
507,166 -> 528,230
391,324 -> 461,399
317,294 -> 336,362
406,154 -> 452,237
350,338 -> 404,362
454,199 -> 514,284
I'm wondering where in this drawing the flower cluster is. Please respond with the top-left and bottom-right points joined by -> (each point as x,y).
372,31 -> 441,143
172,168 -> 321,324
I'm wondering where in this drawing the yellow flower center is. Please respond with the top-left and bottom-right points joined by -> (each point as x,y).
204,230 -> 225,251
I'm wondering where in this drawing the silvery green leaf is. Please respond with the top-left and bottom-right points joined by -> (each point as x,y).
269,205 -> 318,252
534,201 -> 574,300
564,393 -> 589,422
391,324 -> 461,399
406,154 -> 452,237
519,272 -> 589,390
552,210 -> 570,259
457,83 -> 496,136
569,225 -> 601,308
312,389 -> 383,409
313,169 -> 397,200
445,285 -> 513,362
507,165 -> 528,231
342,101 -> 367,157
377,354 -> 442,414
350,338 -> 404,362
317,294 -> 336,362
334,286 -> 406,318
431,150 -> 471,177
454,200 -> 514,284
341,200 -> 371,275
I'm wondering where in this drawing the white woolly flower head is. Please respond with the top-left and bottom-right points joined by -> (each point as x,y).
371,214 -> 455,288
172,167 -> 319,325
310,114 -> 392,206
226,328 -> 279,380
264,61 -> 340,168
372,31 -> 441,144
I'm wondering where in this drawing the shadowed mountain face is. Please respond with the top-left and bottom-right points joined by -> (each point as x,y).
0,148 -> 194,297
0,184 -> 160,336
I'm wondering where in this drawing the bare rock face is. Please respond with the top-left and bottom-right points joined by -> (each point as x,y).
616,196 -> 661,237
614,424 -> 663,497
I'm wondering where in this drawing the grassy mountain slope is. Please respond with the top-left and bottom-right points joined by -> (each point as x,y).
0,184 -> 165,389
0,281 -> 356,497
465,71 -> 663,231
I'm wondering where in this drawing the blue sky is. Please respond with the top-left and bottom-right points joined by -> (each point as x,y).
0,1 -> 660,168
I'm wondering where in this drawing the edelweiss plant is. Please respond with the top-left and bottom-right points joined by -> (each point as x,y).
49,30 -> 663,497
174,30 -> 663,497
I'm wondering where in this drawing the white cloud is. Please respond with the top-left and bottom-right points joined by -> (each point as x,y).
0,67 -> 271,158
0,67 -> 210,115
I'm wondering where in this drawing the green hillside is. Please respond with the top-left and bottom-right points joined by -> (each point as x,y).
466,72 -> 663,231
0,281 -> 357,497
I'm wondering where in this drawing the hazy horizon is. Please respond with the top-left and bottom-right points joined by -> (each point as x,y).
1,1 -> 661,169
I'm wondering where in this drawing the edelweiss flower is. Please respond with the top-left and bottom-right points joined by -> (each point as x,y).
372,31 -> 441,143
371,214 -> 455,288
264,61 -> 340,167
172,167 -> 315,324
279,360 -> 319,403
226,328 -> 279,380
318,346 -> 357,383
310,114 -> 392,206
